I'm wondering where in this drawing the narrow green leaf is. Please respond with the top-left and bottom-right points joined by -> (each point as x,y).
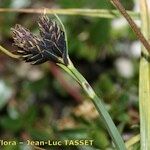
62,61 -> 126,150
139,0 -> 150,149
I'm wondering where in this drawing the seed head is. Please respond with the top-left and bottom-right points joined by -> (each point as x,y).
11,15 -> 68,65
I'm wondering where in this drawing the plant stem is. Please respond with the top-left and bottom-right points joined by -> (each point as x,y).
58,60 -> 126,150
110,0 -> 150,54
0,8 -> 139,19
139,0 -> 150,149
0,45 -> 19,59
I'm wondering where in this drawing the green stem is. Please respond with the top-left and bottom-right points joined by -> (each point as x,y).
59,60 -> 126,150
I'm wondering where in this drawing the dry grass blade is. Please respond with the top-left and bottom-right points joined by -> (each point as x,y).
110,0 -> 150,55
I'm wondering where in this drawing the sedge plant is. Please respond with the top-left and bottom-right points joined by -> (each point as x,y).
0,15 -> 126,149
1,1 -> 150,149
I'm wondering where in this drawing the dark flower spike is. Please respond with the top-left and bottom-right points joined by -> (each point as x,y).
11,15 -> 69,65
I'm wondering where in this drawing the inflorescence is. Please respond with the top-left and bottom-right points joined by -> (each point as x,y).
11,15 -> 68,65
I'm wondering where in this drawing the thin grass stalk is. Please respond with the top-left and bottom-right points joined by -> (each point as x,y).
110,0 -> 150,55
139,0 -> 150,149
0,8 -> 139,19
0,45 -> 19,58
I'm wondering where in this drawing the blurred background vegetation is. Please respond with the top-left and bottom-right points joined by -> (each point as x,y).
0,0 -> 140,149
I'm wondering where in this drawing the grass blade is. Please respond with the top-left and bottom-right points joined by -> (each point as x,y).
0,8 -> 139,19
139,0 -> 150,149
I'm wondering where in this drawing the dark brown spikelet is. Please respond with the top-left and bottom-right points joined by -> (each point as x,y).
11,15 -> 68,65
